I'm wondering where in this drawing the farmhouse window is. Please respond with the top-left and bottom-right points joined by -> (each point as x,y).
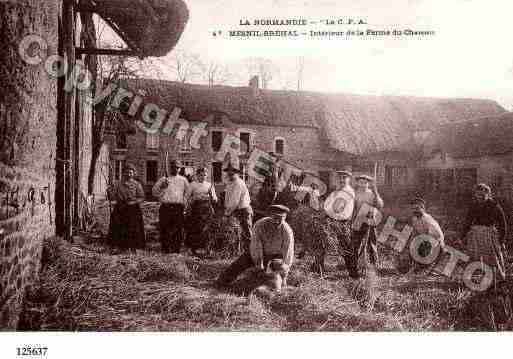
212,130 -> 223,152
146,160 -> 159,183
116,133 -> 127,149
274,138 -> 285,155
385,165 -> 408,186
240,132 -> 251,153
114,160 -> 124,181
146,133 -> 159,150
212,162 -> 223,183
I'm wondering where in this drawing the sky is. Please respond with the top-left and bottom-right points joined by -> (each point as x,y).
104,0 -> 513,109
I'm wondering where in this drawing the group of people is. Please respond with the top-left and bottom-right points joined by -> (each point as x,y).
107,161 -> 509,293
108,160 -> 219,255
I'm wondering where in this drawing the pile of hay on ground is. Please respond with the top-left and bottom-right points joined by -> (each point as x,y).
288,205 -> 338,253
23,237 -> 281,330
287,204 -> 341,272
205,214 -> 242,258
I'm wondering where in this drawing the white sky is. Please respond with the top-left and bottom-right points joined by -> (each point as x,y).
103,0 -> 513,109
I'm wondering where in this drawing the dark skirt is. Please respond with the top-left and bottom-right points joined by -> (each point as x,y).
185,199 -> 214,250
108,202 -> 146,250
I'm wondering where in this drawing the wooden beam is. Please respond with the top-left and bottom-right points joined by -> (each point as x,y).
60,0 -> 75,242
76,47 -> 142,57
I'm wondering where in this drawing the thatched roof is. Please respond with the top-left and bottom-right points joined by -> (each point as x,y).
82,0 -> 189,57
320,94 -> 505,155
124,79 -> 324,128
117,79 -> 506,155
422,112 -> 513,159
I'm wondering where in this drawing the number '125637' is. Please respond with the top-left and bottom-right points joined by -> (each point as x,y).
16,347 -> 48,356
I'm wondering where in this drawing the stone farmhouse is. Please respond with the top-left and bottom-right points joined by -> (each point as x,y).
105,78 -> 506,205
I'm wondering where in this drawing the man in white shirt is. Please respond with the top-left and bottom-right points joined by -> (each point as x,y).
323,170 -> 356,276
216,205 -> 293,289
397,196 -> 445,274
222,162 -> 253,252
152,160 -> 190,253
350,174 -> 384,278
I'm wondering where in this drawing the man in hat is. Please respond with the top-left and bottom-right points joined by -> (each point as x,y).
323,170 -> 356,276
397,196 -> 445,274
350,174 -> 384,277
223,162 -> 253,252
152,160 -> 190,253
216,204 -> 294,288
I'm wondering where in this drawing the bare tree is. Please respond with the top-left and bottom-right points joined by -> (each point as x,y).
199,59 -> 232,87
164,49 -> 202,83
243,57 -> 280,89
296,56 -> 305,91
84,14 -> 165,195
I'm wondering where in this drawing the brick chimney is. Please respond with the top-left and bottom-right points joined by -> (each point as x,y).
249,75 -> 259,97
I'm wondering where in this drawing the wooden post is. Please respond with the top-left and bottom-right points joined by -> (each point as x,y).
62,0 -> 75,241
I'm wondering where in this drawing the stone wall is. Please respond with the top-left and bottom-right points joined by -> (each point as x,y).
107,120 -> 354,197
0,0 -> 60,329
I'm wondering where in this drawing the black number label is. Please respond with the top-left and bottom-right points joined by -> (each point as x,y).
16,347 -> 48,356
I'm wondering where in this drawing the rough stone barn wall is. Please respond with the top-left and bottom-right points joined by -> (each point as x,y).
0,0 -> 60,329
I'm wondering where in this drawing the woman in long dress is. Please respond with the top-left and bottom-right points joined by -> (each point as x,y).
107,164 -> 146,252
462,183 -> 508,329
463,183 -> 507,282
185,167 -> 217,256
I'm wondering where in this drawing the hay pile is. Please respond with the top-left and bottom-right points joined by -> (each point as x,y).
205,215 -> 242,258
24,237 -> 284,330
288,205 -> 339,253
287,204 -> 340,273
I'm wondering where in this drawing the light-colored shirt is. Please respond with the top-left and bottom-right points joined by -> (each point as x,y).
250,217 -> 294,273
151,175 -> 190,204
224,176 -> 251,214
188,181 -> 217,203
411,212 -> 445,248
353,188 -> 384,228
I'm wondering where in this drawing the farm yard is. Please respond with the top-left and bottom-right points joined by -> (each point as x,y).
18,201 -> 512,331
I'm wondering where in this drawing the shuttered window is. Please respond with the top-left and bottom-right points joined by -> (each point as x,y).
146,160 -> 158,183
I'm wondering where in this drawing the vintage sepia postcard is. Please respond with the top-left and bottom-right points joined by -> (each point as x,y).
1,0 -> 512,357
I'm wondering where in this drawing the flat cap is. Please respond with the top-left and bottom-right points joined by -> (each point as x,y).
223,162 -> 240,173
336,170 -> 352,177
355,174 -> 373,181
268,204 -> 290,215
